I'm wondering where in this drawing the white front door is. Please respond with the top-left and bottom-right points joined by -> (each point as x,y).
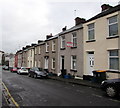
87,53 -> 94,76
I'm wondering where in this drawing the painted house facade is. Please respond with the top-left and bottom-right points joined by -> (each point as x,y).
83,4 -> 120,79
44,35 -> 58,74
27,44 -> 36,68
58,17 -> 86,78
34,41 -> 45,69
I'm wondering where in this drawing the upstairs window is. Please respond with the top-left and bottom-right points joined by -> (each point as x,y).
109,50 -> 119,70
39,46 -> 41,54
46,42 -> 49,52
108,15 -> 118,37
61,36 -> 65,48
52,40 -> 55,51
35,47 -> 37,54
88,23 -> 95,40
72,32 -> 77,47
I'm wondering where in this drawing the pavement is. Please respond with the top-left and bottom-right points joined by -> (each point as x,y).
49,76 -> 101,89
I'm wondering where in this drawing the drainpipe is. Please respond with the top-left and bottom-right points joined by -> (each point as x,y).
57,34 -> 60,76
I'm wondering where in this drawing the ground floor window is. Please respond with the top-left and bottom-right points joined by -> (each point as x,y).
109,50 -> 119,70
45,58 -> 48,69
71,55 -> 77,70
52,58 -> 55,69
38,60 -> 41,68
35,61 -> 37,67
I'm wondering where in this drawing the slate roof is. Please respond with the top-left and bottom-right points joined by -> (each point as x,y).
59,24 -> 83,35
86,4 -> 120,23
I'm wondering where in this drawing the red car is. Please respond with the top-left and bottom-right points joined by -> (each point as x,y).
10,67 -> 18,73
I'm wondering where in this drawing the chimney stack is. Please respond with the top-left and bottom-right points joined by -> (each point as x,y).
46,33 -> 53,39
75,17 -> 86,26
101,4 -> 113,12
31,43 -> 37,46
62,26 -> 67,31
38,40 -> 43,44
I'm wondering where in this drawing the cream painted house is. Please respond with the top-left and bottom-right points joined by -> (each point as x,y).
27,44 -> 35,68
83,4 -> 120,79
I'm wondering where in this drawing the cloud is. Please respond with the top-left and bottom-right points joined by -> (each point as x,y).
1,0 -> 119,53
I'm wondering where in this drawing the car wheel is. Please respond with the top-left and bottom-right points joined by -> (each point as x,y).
106,86 -> 117,97
34,74 -> 37,79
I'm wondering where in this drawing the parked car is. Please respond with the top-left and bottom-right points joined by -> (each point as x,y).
2,65 -> 9,70
101,78 -> 120,97
28,67 -> 48,78
10,67 -> 18,73
17,67 -> 29,75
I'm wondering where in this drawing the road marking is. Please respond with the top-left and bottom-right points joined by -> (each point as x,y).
2,82 -> 20,108
92,94 -> 102,98
109,98 -> 120,103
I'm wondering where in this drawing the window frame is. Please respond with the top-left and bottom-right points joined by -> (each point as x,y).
52,40 -> 55,51
108,15 -> 118,37
45,58 -> 48,69
72,32 -> 77,47
52,58 -> 55,69
46,42 -> 49,52
108,50 -> 119,71
35,47 -> 37,54
87,23 -> 95,41
61,36 -> 65,48
38,46 -> 41,54
71,55 -> 77,70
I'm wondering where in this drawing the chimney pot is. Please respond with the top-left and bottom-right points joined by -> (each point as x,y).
101,4 -> 113,12
75,17 -> 86,26
46,33 -> 53,39
62,26 -> 67,31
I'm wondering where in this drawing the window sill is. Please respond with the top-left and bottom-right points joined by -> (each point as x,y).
52,51 -> 56,53
106,36 -> 119,39
71,46 -> 77,49
70,69 -> 77,72
86,40 -> 96,43
60,48 -> 66,50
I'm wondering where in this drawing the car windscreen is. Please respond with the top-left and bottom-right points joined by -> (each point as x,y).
22,68 -> 27,70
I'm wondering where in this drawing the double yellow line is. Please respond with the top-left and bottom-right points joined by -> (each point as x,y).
2,82 -> 20,108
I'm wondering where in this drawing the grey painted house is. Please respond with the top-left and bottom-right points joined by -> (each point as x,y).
58,17 -> 86,78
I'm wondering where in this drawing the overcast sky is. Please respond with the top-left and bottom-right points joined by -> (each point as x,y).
1,0 -> 119,53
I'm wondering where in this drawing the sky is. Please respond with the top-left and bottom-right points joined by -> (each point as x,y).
1,0 -> 119,53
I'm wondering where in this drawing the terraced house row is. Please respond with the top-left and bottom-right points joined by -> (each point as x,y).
15,4 -> 120,80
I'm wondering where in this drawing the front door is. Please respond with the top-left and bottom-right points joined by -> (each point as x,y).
61,56 -> 64,70
87,52 -> 94,76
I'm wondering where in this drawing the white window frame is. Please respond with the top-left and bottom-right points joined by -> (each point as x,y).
38,60 -> 41,67
71,55 -> 77,70
46,42 -> 49,52
61,36 -> 65,48
35,61 -> 37,67
108,50 -> 119,71
52,40 -> 55,51
39,46 -> 41,54
87,23 -> 95,41
35,47 -> 37,54
52,58 -> 55,69
45,58 -> 48,69
108,15 -> 118,37
72,32 -> 77,47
